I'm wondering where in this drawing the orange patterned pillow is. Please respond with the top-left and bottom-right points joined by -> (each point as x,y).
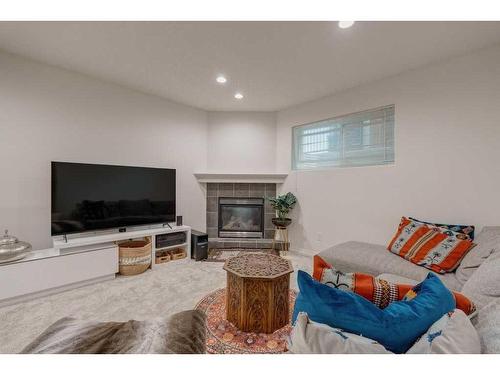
387,217 -> 475,274
313,255 -> 476,315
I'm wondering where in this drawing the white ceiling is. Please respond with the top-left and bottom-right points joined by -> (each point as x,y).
0,21 -> 500,111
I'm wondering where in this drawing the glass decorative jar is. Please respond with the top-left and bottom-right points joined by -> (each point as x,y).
0,230 -> 32,263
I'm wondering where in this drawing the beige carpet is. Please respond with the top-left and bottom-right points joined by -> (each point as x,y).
0,252 -> 311,353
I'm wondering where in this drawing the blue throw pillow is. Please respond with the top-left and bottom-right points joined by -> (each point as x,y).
292,271 -> 455,353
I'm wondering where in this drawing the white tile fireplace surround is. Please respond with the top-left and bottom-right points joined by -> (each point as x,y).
205,183 -> 278,249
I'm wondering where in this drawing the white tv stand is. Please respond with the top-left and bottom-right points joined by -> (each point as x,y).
53,225 -> 191,269
0,225 -> 191,307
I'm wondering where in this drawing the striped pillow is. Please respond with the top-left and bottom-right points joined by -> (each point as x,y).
313,255 -> 476,315
388,217 -> 475,274
409,217 -> 475,240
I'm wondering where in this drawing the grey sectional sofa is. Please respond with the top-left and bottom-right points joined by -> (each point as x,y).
316,226 -> 500,353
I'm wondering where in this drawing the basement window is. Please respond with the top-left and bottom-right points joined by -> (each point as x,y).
292,105 -> 395,170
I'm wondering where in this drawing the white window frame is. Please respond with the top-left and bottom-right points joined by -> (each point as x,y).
292,105 -> 395,170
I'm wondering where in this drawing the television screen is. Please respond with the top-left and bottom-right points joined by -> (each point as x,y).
51,162 -> 176,236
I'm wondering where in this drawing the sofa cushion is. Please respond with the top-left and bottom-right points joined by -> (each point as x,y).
461,251 -> 500,310
387,217 -> 474,274
456,226 -> 500,285
288,312 -> 391,354
292,271 -> 455,354
406,309 -> 480,354
472,299 -> 500,354
317,241 -> 462,291
377,273 -> 418,284
290,310 -> 481,354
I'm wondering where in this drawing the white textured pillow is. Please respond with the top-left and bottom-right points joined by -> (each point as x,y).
473,299 -> 500,354
407,309 -> 480,354
288,312 -> 391,354
461,252 -> 500,310
456,226 -> 500,284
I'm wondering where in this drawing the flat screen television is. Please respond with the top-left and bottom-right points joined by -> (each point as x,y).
51,162 -> 176,236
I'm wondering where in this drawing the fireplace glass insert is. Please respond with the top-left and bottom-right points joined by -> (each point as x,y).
218,197 -> 264,238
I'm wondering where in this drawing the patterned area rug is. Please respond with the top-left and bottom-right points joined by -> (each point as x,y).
206,248 -> 277,262
195,288 -> 297,354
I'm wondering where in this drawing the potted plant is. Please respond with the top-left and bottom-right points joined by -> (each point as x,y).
268,192 -> 297,228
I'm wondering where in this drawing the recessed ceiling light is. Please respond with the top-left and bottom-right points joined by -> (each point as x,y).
234,92 -> 244,100
216,75 -> 227,84
338,21 -> 355,29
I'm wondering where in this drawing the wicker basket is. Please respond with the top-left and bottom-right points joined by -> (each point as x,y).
154,247 -> 186,264
170,247 -> 186,260
118,237 -> 152,276
155,249 -> 171,264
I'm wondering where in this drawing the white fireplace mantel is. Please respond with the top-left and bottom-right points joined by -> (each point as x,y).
194,172 -> 288,184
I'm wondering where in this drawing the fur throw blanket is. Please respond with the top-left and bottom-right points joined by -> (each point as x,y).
20,310 -> 206,354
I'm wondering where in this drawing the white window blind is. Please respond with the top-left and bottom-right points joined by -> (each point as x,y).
292,105 -> 395,170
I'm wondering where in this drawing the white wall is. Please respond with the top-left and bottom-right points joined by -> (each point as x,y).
207,111 -> 277,172
0,51 -> 208,250
276,44 -> 500,254
3,43 -> 500,254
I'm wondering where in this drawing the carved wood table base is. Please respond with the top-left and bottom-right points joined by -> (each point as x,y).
223,253 -> 294,334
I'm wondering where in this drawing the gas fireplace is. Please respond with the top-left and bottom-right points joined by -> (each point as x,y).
218,197 -> 264,238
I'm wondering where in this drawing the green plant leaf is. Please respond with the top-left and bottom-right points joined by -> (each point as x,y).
266,192 -> 297,219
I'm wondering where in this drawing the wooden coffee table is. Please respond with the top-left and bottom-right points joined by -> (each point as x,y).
223,253 -> 294,334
